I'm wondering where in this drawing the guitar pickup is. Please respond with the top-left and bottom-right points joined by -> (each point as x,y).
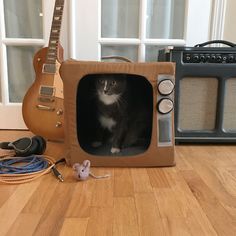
38,86 -> 55,102
36,104 -> 55,111
42,63 -> 57,74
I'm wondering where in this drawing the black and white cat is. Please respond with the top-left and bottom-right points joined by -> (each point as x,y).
92,74 -> 151,154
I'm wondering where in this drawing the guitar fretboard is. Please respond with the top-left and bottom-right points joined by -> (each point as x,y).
45,0 -> 65,65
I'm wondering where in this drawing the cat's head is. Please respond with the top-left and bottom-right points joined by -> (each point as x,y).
95,74 -> 127,96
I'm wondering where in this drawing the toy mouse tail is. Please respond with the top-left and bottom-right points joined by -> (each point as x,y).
89,172 -> 110,179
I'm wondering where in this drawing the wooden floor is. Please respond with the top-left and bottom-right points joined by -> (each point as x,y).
1,131 -> 236,236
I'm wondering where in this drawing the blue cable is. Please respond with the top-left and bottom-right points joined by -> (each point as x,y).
0,156 -> 49,174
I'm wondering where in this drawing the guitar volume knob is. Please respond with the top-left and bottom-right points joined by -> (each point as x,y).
56,109 -> 63,115
56,122 -> 62,128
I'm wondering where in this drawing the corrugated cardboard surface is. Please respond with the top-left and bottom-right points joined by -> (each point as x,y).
59,60 -> 175,167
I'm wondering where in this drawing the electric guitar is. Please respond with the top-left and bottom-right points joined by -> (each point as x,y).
22,0 -> 65,141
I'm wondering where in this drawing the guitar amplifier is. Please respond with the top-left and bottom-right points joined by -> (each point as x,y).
158,40 -> 236,143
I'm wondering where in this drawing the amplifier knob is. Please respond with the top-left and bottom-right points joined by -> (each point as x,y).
157,98 -> 173,114
216,55 -> 222,62
211,55 -> 216,62
200,55 -> 206,62
193,55 -> 199,62
184,54 -> 191,61
158,79 -> 174,96
229,55 -> 234,62
222,56 -> 227,61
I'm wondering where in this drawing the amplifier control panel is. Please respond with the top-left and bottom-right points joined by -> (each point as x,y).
183,53 -> 236,64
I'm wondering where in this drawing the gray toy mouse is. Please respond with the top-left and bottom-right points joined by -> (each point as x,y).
73,160 -> 110,181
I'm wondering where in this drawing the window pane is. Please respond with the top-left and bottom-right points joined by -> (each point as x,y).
7,46 -> 41,103
146,45 -> 167,61
101,45 -> 138,62
4,0 -> 43,38
101,0 -> 140,38
146,0 -> 186,39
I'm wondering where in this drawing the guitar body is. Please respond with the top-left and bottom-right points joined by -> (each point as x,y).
22,44 -> 64,140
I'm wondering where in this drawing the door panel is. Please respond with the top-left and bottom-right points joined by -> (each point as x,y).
7,46 -> 40,103
4,0 -> 43,38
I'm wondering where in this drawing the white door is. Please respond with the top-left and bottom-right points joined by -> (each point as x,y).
0,0 -> 219,129
0,0 -> 68,129
71,0 -> 212,61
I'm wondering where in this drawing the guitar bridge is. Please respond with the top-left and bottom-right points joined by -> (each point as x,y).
39,86 -> 55,103
36,104 -> 55,111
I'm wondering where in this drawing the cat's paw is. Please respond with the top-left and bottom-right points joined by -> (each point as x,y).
91,141 -> 102,148
111,147 -> 121,154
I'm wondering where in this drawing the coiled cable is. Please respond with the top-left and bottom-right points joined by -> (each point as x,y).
0,155 -> 63,184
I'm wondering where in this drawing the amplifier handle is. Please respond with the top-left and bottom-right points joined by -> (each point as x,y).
194,40 -> 236,48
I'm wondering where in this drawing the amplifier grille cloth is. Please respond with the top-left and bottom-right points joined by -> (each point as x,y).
223,78 -> 236,131
178,77 -> 218,131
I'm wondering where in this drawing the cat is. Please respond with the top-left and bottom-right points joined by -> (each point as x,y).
92,74 -> 152,154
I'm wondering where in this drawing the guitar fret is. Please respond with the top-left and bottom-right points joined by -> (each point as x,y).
47,57 -> 57,60
51,33 -> 60,36
51,32 -> 60,35
52,24 -> 62,28
46,0 -> 64,63
48,49 -> 57,53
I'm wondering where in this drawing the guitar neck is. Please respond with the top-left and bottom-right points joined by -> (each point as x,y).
45,0 -> 65,65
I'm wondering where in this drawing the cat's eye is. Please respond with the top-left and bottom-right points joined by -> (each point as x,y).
111,80 -> 116,85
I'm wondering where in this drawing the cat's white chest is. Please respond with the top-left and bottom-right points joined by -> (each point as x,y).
99,115 -> 116,131
98,92 -> 120,105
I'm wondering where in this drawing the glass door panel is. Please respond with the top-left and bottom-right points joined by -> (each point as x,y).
100,0 -> 187,61
146,0 -> 186,39
145,45 -> 168,61
4,0 -> 43,38
7,46 -> 40,103
0,0 -> 45,129
101,45 -> 139,61
101,0 -> 140,38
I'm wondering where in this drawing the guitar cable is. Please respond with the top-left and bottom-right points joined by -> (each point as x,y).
0,155 -> 65,184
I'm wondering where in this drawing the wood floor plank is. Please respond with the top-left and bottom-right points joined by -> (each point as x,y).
65,180 -> 95,218
0,180 -> 41,236
90,168 -> 114,208
113,197 -> 139,236
170,173 -> 218,235
135,192 -> 165,235
114,168 -> 134,197
181,147 -> 236,218
162,217 -> 192,236
182,170 -> 236,236
6,213 -> 41,236
59,218 -> 89,236
131,168 -> 153,193
32,178 -> 76,236
154,188 -> 185,218
147,168 -> 171,188
0,185 -> 17,208
22,172 -> 61,214
85,207 -> 113,236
